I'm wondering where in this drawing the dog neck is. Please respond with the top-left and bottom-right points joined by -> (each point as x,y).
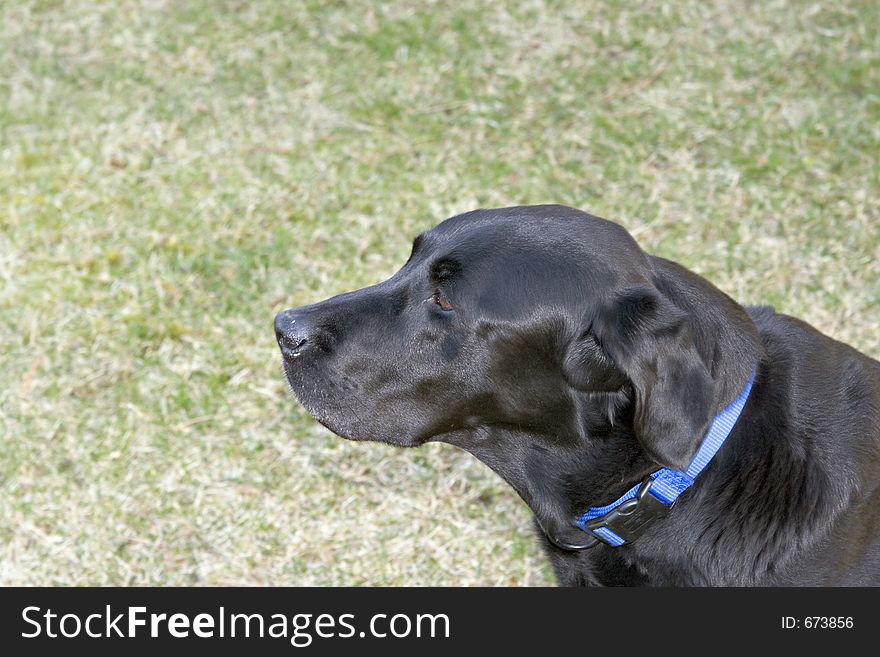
451,354 -> 842,586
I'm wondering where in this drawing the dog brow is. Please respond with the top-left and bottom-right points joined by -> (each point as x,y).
429,257 -> 460,283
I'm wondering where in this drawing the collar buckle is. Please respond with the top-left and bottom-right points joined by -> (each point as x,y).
585,477 -> 673,545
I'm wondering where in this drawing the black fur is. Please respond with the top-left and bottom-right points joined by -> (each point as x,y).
275,205 -> 880,586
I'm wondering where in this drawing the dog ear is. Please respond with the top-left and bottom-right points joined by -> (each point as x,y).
591,265 -> 760,470
592,285 -> 713,469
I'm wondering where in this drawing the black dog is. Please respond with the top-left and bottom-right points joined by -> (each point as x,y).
275,205 -> 880,586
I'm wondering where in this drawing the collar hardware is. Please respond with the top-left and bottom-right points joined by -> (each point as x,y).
584,476 -> 673,546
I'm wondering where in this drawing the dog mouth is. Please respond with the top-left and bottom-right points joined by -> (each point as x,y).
281,370 -> 434,448
280,359 -> 365,440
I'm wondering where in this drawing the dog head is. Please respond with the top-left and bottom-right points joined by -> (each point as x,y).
276,205 -> 761,546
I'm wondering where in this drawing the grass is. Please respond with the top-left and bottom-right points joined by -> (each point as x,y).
0,0 -> 877,586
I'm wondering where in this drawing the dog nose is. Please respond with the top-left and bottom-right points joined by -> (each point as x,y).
275,309 -> 310,360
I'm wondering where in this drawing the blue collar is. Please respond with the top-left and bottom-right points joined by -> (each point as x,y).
575,366 -> 757,547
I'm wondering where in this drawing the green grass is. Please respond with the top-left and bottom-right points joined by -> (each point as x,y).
1,0 -> 877,585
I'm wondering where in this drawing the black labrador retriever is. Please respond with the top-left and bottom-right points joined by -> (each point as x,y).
275,205 -> 880,586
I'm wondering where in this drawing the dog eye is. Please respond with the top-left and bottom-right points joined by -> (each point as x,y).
431,291 -> 453,311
